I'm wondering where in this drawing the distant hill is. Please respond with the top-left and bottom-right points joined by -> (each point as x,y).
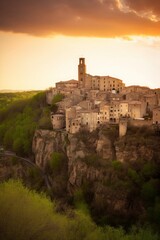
0,89 -> 41,93
0,90 -> 41,110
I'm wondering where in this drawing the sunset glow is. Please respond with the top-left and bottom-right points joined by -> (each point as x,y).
0,0 -> 160,90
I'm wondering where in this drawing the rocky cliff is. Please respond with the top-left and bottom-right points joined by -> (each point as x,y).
32,126 -> 160,225
32,130 -> 68,168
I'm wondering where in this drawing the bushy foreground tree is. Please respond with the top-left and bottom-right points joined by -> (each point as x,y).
0,180 -> 158,240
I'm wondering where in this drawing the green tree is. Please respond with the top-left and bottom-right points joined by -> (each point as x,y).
0,180 -> 159,240
0,180 -> 62,240
0,91 -> 53,156
52,93 -> 64,105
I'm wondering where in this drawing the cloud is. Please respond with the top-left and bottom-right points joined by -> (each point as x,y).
122,0 -> 160,22
0,0 -> 160,37
123,0 -> 160,15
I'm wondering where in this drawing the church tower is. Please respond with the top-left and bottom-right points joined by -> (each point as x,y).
78,58 -> 86,88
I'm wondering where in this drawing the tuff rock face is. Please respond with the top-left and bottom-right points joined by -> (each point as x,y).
0,127 -> 159,226
32,129 -> 156,183
32,130 -> 67,168
32,128 -> 159,224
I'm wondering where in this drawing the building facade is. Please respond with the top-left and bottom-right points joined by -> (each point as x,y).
49,57 -> 159,134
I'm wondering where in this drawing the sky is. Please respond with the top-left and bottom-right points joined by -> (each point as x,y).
0,0 -> 160,90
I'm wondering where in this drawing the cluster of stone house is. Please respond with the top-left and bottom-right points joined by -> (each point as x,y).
46,58 -> 160,134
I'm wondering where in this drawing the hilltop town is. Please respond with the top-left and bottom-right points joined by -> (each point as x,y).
46,58 -> 160,136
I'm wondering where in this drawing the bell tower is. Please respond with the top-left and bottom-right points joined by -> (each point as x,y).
78,58 -> 86,88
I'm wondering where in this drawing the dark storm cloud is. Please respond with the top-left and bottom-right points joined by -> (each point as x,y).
0,0 -> 160,37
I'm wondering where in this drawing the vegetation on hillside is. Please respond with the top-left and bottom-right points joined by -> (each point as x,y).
0,92 -> 160,238
0,91 -> 40,110
0,91 -> 53,156
50,93 -> 64,112
70,127 -> 160,231
0,180 -> 159,240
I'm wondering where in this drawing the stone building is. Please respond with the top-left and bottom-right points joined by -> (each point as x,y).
49,57 -> 158,134
99,103 -> 110,124
65,106 -> 78,132
56,79 -> 78,89
119,101 -> 129,117
128,101 -> 146,119
99,76 -> 125,93
153,107 -> 160,124
51,113 -> 65,130
81,110 -> 99,132
110,101 -> 120,122
78,100 -> 94,110
68,117 -> 81,134
78,58 -> 86,88
78,57 -> 125,93
144,94 -> 158,112
122,85 -> 151,94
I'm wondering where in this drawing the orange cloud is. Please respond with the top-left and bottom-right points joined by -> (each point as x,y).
123,0 -> 160,16
0,0 -> 160,37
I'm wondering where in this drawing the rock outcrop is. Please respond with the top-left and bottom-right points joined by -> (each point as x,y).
32,127 -> 160,225
32,130 -> 68,168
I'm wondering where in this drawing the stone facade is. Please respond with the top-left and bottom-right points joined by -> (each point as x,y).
51,113 -> 65,130
119,118 -> 128,137
78,58 -> 86,88
128,101 -> 146,119
56,79 -> 78,89
153,107 -> 160,124
48,57 -> 159,135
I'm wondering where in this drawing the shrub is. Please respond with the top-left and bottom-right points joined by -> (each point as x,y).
49,152 -> 64,173
0,180 -> 159,240
128,168 -> 141,185
74,188 -> 90,215
111,160 -> 123,171
82,154 -> 100,168
52,93 -> 64,105
141,180 -> 158,204
142,163 -> 157,179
